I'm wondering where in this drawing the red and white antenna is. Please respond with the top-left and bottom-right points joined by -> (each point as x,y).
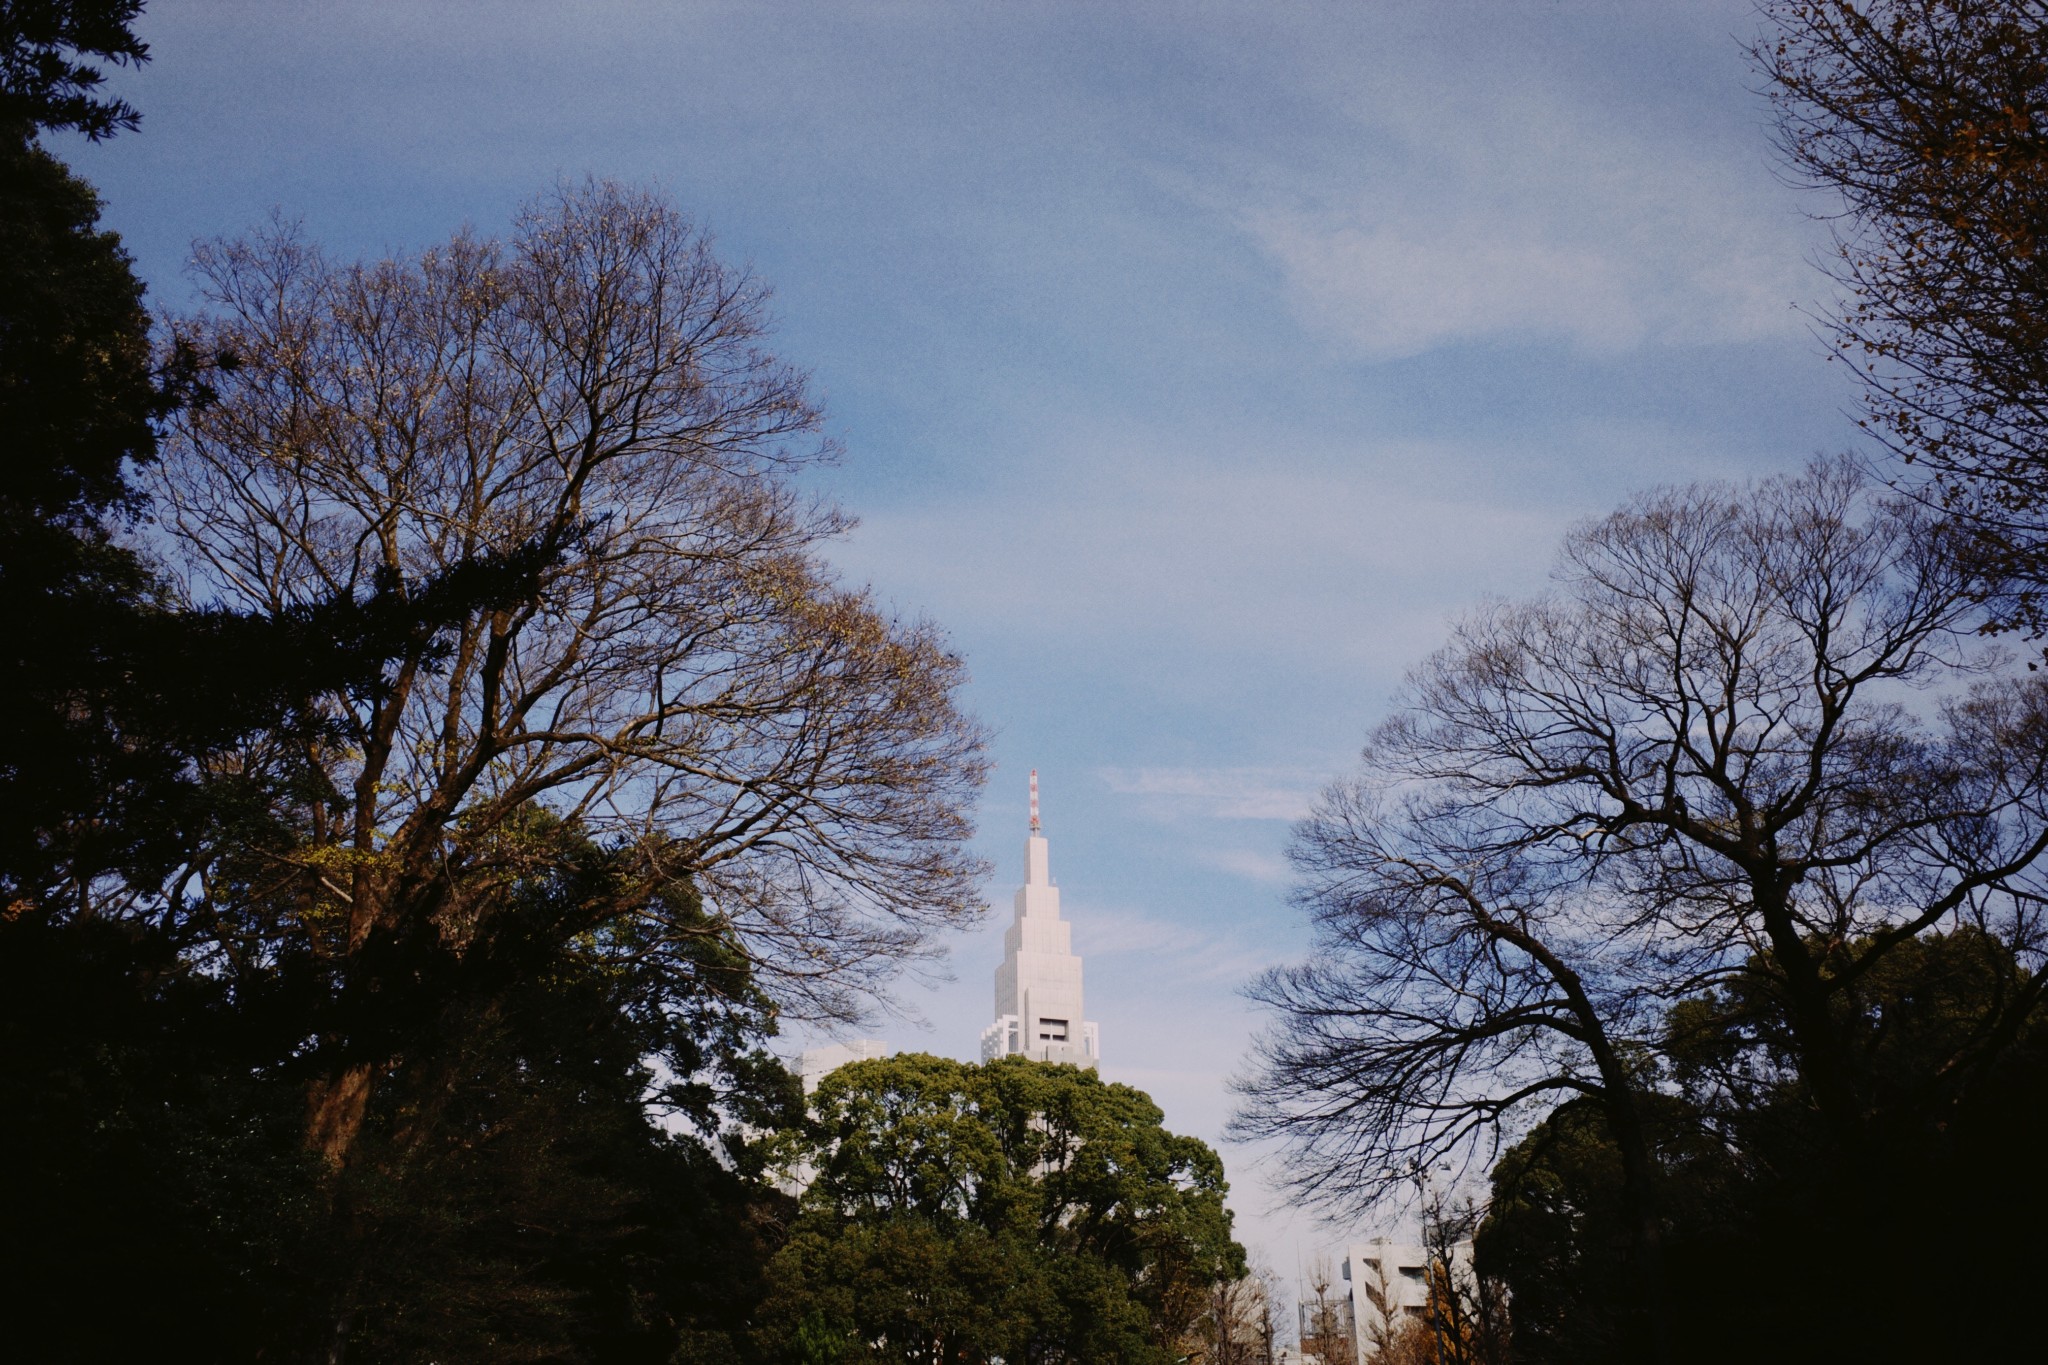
1029,769 -> 1041,834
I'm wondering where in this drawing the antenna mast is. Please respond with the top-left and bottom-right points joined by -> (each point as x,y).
1029,769 -> 1041,834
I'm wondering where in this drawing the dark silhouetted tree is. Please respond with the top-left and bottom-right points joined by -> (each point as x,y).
1480,929 -> 2048,1363
1238,461 -> 2048,1364
0,0 -> 148,139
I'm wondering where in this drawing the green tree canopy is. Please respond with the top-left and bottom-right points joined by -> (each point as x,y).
763,1054 -> 1246,1364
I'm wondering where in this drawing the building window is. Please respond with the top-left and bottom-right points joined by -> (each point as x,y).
1039,1018 -> 1069,1041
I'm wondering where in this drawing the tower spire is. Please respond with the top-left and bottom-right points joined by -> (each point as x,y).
982,764 -> 1098,1068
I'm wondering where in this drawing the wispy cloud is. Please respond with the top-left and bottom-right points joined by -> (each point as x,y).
1209,12 -> 1810,362
1199,847 -> 1294,885
1243,167 -> 1802,362
836,442 -> 1568,704
1077,903 -> 1293,985
1075,904 -> 1182,956
1100,765 -> 1326,822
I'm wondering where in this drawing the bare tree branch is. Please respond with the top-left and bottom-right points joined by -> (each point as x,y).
152,180 -> 991,1164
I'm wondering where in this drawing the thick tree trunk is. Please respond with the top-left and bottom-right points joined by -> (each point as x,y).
1753,881 -> 1871,1155
1600,1088 -> 1674,1365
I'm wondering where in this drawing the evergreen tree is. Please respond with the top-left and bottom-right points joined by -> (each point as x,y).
764,1054 -> 1246,1364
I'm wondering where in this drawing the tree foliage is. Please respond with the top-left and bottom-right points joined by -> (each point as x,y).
0,10 -> 991,1344
0,822 -> 804,1363
315,837 -> 803,1364
151,180 -> 989,1169
0,0 -> 148,139
1758,0 -> 2048,632
763,1054 -> 1246,1364
0,10 -> 537,915
0,126 -> 172,899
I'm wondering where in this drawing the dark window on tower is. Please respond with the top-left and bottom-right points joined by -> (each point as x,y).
1039,1018 -> 1069,1041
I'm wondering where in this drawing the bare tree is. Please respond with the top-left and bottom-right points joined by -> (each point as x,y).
1236,460 -> 2048,1362
1756,1 -> 2048,634
154,181 -> 989,1166
1416,1195 -> 1509,1365
1192,1272 -> 1279,1365
1297,1254 -> 1354,1365
1358,1248 -> 1401,1363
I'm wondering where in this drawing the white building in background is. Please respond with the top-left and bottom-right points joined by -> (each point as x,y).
798,1038 -> 891,1093
980,771 -> 1099,1067
780,1040 -> 891,1194
1342,1237 -> 1473,1362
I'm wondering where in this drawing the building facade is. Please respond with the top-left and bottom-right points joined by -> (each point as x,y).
1341,1237 -> 1473,1363
797,1038 -> 891,1093
1297,1288 -> 1356,1365
980,771 -> 1100,1067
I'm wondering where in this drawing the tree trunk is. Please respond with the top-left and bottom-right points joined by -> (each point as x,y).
1600,1087 -> 1674,1365
1753,881 -> 1872,1158
306,1060 -> 377,1168
1529,936 -> 1675,1365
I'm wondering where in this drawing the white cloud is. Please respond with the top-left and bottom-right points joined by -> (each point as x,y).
1074,903 -> 1182,956
837,442 -> 1565,697
1250,214 -> 1608,360
1247,189 -> 1803,361
1208,14 -> 1812,362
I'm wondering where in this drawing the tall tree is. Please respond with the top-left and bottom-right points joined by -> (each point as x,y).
1237,461 -> 2048,1362
2,15 -> 888,1359
1757,0 -> 2048,633
153,181 -> 990,1172
0,0 -> 514,910
0,0 -> 165,901
0,129 -> 162,900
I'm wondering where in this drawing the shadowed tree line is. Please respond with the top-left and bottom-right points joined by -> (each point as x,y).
1479,927 -> 2048,1363
1240,461 -> 2048,1363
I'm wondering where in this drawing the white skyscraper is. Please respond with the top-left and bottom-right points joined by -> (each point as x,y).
980,771 -> 1100,1067
797,1038 -> 890,1093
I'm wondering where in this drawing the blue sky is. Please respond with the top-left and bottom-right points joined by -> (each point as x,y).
69,0 -> 1863,1274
